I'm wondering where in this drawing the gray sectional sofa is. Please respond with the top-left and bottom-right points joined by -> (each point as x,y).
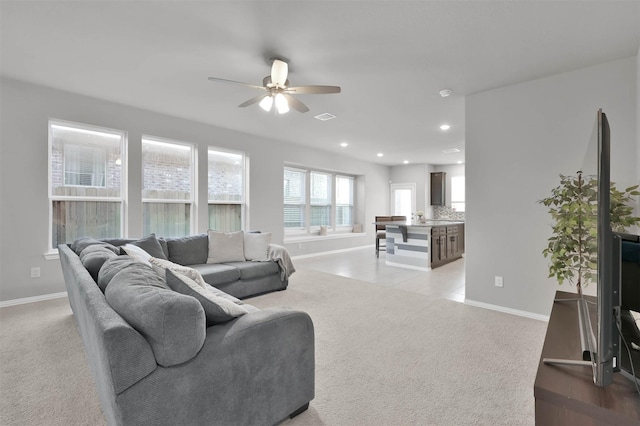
59,233 -> 314,426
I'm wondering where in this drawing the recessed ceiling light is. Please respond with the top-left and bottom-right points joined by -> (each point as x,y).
439,89 -> 453,98
340,142 -> 348,147
377,153 -> 384,157
457,161 -> 464,164
442,148 -> 460,154
314,113 -> 336,121
440,124 -> 450,131
403,160 -> 409,164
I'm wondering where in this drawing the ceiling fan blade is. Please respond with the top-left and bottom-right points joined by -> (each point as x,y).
283,94 -> 309,113
208,77 -> 266,91
285,85 -> 341,94
238,94 -> 268,108
271,60 -> 288,87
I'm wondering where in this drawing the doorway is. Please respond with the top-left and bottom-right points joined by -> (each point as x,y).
390,183 -> 416,218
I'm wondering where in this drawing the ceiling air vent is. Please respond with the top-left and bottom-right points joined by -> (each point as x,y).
442,148 -> 460,154
314,113 -> 336,121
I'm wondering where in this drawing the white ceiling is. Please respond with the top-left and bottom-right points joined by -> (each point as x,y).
1,1 -> 639,166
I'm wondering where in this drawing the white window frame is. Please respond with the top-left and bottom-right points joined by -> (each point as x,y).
48,119 -> 126,253
141,136 -> 195,237
207,147 -> 247,231
284,166 -> 356,236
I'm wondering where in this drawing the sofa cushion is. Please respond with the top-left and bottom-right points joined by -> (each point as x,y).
71,238 -> 119,256
190,263 -> 241,286
222,261 -> 280,281
166,234 -> 208,265
244,232 -> 272,261
205,284 -> 260,313
157,238 -> 169,259
105,263 -> 206,367
80,245 -> 119,282
127,234 -> 167,260
149,257 -> 207,288
207,230 -> 245,264
165,270 -> 249,325
97,256 -> 139,292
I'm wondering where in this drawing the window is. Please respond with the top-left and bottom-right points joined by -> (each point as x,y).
335,175 -> 354,226
284,168 -> 306,229
49,120 -> 125,249
451,175 -> 465,212
64,144 -> 106,187
310,172 -> 331,226
142,137 -> 194,237
284,166 -> 355,234
208,149 -> 245,232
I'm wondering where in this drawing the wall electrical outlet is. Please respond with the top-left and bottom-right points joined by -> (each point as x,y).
31,267 -> 41,278
495,276 -> 504,288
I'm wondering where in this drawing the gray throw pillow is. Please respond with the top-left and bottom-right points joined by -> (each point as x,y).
97,256 -> 139,292
128,234 -> 167,260
165,269 -> 249,325
105,263 -> 206,367
149,257 -> 207,288
207,230 -> 245,264
80,246 -> 118,282
166,234 -> 208,265
71,238 -> 119,256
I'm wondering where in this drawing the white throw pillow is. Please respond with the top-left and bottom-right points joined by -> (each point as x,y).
165,270 -> 249,323
207,230 -> 245,264
148,257 -> 207,288
121,244 -> 152,263
244,232 -> 272,261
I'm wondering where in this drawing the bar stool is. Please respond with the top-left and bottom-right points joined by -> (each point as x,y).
375,216 -> 393,257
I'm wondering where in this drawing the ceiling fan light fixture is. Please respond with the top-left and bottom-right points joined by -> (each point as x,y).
275,93 -> 289,114
259,95 -> 273,112
271,60 -> 288,87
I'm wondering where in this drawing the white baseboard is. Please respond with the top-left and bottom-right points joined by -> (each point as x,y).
0,292 -> 68,308
464,298 -> 549,322
291,245 -> 373,260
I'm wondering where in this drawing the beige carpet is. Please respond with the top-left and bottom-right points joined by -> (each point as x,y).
0,270 -> 547,425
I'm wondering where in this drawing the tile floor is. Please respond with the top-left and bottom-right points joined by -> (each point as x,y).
292,246 -> 466,303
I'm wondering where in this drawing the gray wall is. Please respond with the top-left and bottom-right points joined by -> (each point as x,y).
465,56 -> 638,317
0,77 -> 390,302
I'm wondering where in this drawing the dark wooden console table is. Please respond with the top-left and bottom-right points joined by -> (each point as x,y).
534,290 -> 640,425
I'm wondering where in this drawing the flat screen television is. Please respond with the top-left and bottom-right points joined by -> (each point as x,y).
591,108 -> 618,387
544,109 -> 640,388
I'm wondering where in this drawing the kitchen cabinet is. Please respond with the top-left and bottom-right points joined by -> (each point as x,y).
430,172 -> 446,206
431,223 -> 464,268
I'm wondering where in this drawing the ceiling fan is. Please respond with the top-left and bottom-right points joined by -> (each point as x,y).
208,59 -> 341,114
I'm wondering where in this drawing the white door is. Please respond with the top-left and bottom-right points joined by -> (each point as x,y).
390,183 -> 416,218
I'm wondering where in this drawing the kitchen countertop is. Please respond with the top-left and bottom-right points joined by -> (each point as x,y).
374,220 -> 464,227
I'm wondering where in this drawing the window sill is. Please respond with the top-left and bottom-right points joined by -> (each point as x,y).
44,250 -> 60,261
284,232 -> 366,244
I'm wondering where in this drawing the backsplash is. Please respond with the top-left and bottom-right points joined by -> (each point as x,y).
433,205 -> 465,221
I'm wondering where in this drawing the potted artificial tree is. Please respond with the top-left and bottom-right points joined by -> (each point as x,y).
539,170 -> 640,295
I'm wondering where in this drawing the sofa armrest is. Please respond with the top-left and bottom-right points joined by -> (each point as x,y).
115,308 -> 315,426
59,244 -> 158,396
